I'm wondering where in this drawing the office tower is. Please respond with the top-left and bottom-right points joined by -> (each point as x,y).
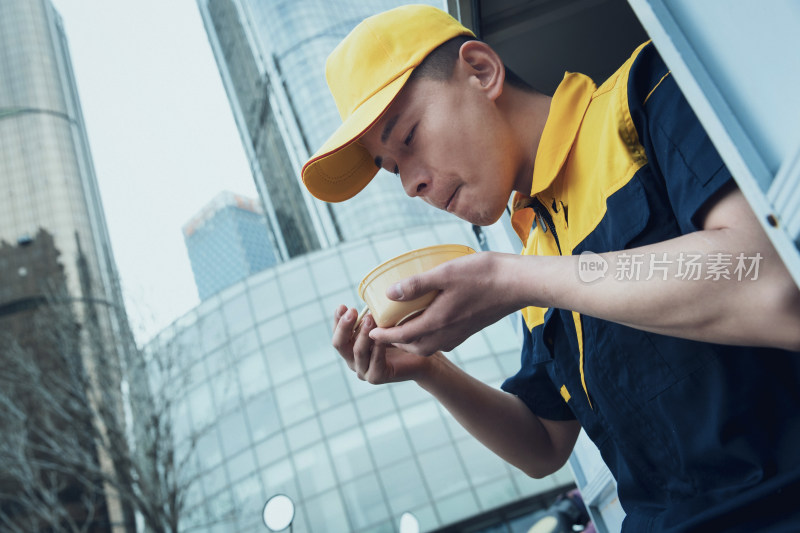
0,1 -> 133,530
150,221 -> 573,533
183,191 -> 278,300
197,0 -> 451,253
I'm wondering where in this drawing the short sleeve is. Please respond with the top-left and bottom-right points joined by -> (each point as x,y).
501,317 -> 576,421
627,43 -> 734,234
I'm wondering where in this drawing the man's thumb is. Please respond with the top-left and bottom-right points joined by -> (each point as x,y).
386,281 -> 405,300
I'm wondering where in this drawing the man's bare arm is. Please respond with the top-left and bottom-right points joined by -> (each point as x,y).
524,184 -> 800,351
371,185 -> 800,353
334,306 -> 580,477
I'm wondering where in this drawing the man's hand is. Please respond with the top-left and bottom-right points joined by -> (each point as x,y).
368,252 -> 523,356
332,305 -> 432,383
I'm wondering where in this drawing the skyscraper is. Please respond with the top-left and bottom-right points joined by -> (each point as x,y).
197,0 -> 451,253
0,1 -> 133,530
183,191 -> 278,300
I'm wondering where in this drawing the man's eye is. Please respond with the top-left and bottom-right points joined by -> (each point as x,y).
404,125 -> 417,146
393,165 -> 399,175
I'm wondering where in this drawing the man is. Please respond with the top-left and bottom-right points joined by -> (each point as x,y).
301,5 -> 800,532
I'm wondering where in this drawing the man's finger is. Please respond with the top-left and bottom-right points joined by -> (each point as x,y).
365,342 -> 387,384
352,314 -> 375,378
391,341 -> 436,357
368,317 -> 426,346
332,307 -> 357,358
333,304 -> 347,326
387,267 -> 441,302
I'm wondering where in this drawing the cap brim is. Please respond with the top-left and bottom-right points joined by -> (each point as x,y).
302,69 -> 413,203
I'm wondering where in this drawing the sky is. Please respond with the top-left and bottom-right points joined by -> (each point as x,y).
50,0 -> 259,342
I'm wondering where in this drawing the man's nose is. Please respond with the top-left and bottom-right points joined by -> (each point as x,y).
401,165 -> 430,198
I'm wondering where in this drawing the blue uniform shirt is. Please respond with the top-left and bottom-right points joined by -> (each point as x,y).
501,43 -> 800,532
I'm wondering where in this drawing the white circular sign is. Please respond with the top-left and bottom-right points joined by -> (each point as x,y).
399,511 -> 420,533
262,494 -> 295,531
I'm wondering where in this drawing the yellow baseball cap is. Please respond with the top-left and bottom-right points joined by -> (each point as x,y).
301,4 -> 474,203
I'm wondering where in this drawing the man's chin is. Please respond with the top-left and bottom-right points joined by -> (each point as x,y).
461,209 -> 504,227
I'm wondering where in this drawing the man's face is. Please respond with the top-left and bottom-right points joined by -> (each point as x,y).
358,74 -> 520,226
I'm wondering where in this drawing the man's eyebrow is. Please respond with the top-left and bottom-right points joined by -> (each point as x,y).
380,114 -> 399,144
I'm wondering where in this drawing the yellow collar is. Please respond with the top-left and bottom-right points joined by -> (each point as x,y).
510,72 -> 596,242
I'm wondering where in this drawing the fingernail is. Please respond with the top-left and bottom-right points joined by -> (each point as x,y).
387,283 -> 404,300
345,308 -> 356,321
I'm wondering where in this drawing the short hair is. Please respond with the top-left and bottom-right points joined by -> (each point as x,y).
409,35 -> 538,93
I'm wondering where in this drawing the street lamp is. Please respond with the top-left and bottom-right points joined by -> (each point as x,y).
263,494 -> 295,532
399,511 -> 420,533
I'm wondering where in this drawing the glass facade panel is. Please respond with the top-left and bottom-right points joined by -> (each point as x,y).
261,458 -> 297,497
401,401 -> 452,453
187,382 -> 215,428
185,355 -> 208,390
436,490 -> 480,525
407,504 -> 439,532
289,300 -> 325,331
196,428 -> 224,471
198,308 -> 227,351
201,463 -> 229,498
309,253 -> 349,295
356,388 -> 395,422
455,330 -> 493,362
296,321 -> 333,371
303,489 -> 351,533
328,427 -> 373,482
249,278 -> 284,322
390,379 -> 429,408
275,376 -> 314,422
485,318 -> 523,353
340,473 -> 391,530
277,263 -> 315,305
218,409 -> 250,458
377,458 -> 431,514
222,290 -> 254,338
231,473 -> 264,525
258,313 -> 291,344
457,437 -> 509,486
226,449 -> 258,484
308,362 -> 351,411
364,413 -> 413,468
293,443 -> 336,497
418,445 -> 471,499
254,433 -> 288,467
474,477 -> 520,511
209,368 -> 240,416
230,328 -> 259,356
237,350 -> 271,399
319,402 -> 359,436
286,418 -> 322,450
264,335 -> 303,384
463,357 -> 504,385
245,390 -> 281,443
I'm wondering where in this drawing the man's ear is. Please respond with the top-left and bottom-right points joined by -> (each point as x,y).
457,40 -> 505,101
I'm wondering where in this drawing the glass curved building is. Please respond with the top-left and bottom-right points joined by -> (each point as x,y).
151,221 -> 572,533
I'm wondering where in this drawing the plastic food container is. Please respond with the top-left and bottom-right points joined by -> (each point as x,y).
357,244 -> 476,328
